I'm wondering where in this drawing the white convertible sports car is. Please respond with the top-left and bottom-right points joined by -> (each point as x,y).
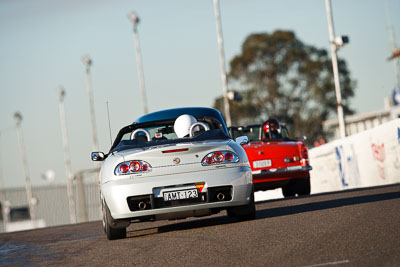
92,107 -> 255,240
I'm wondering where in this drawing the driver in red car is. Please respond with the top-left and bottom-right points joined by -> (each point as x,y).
262,118 -> 282,140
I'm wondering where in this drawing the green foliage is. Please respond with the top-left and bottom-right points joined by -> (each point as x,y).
213,30 -> 355,145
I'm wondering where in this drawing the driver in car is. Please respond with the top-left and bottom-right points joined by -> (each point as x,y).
262,118 -> 282,140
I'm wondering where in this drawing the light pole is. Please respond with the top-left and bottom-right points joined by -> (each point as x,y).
325,0 -> 348,139
385,2 -> 400,88
0,131 -> 9,231
13,112 -> 36,227
82,55 -> 99,154
57,86 -> 77,224
128,11 -> 149,115
213,0 -> 232,127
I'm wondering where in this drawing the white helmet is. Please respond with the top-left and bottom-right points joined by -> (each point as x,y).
174,114 -> 197,138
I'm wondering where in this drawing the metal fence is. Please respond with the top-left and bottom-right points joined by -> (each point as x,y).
0,169 -> 101,233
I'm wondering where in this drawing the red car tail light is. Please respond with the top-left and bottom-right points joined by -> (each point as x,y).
115,160 -> 152,175
202,151 -> 239,166
300,144 -> 308,159
298,143 -> 309,167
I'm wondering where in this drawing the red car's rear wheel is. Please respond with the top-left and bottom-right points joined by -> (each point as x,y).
282,177 -> 310,197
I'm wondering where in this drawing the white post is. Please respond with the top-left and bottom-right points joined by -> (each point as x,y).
82,56 -> 101,196
0,132 -> 9,231
82,55 -> 99,153
13,112 -> 36,227
57,86 -> 77,224
325,0 -> 346,139
385,2 -> 400,88
129,11 -> 149,115
213,0 -> 232,127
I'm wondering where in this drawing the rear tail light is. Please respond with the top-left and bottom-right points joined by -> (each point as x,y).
141,164 -> 149,172
300,144 -> 308,159
202,151 -> 239,166
213,152 -> 224,163
129,161 -> 141,172
224,152 -> 234,162
115,160 -> 152,175
119,164 -> 129,174
299,143 -> 309,167
195,182 -> 205,192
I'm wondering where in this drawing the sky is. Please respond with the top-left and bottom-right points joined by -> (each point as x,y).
0,0 -> 399,189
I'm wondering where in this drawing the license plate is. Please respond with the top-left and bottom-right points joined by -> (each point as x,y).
163,189 -> 199,201
287,165 -> 302,171
253,159 -> 272,168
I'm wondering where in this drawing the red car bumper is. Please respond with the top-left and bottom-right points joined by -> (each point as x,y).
252,166 -> 311,191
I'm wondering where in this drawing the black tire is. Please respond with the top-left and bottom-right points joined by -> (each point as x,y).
282,183 -> 296,197
282,177 -> 311,197
102,200 -> 127,240
296,177 -> 311,195
227,188 -> 256,221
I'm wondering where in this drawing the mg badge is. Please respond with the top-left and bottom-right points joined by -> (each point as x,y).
173,157 -> 180,164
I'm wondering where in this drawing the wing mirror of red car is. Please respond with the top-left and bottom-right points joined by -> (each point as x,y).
91,152 -> 105,161
235,136 -> 249,145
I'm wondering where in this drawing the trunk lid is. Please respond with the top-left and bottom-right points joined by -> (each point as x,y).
113,141 -> 234,174
243,141 -> 301,170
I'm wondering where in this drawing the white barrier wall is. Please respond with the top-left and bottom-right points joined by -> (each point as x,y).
309,118 -> 400,194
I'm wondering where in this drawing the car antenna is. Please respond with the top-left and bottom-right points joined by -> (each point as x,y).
106,101 -> 113,146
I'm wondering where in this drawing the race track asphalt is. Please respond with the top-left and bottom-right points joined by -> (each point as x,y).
1,183 -> 399,266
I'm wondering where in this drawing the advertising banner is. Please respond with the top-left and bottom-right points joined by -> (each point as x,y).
309,119 -> 400,193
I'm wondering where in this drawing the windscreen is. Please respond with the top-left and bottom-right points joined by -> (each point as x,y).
112,117 -> 230,152
120,124 -> 177,141
231,125 -> 291,141
230,126 -> 261,141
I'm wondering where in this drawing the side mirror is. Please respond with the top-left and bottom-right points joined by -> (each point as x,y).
91,152 -> 105,161
235,136 -> 249,145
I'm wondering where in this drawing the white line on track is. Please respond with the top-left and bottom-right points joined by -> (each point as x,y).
302,260 -> 350,267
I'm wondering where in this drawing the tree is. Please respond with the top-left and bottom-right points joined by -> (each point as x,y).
213,30 -> 355,145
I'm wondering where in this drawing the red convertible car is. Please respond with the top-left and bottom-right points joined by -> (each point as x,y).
229,118 -> 312,197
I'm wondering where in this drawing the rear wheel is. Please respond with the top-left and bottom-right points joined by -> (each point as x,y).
296,177 -> 311,195
282,177 -> 311,197
282,182 -> 296,197
102,199 -> 127,240
227,188 -> 256,220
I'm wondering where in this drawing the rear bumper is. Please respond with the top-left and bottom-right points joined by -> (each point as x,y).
102,166 -> 253,220
252,166 -> 311,190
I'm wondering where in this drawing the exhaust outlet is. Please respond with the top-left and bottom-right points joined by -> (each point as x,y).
138,201 -> 147,210
216,193 -> 225,201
